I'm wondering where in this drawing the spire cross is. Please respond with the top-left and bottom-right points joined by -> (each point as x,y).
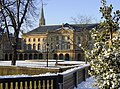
41,0 -> 47,6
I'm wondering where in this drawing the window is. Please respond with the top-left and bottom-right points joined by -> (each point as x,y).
38,38 -> 40,42
62,36 -> 65,40
33,38 -> 35,42
28,44 -> 31,50
42,38 -> 45,42
67,36 -> 70,40
33,44 -> 36,50
42,44 -> 45,51
50,37 -> 53,41
61,43 -> 65,50
56,43 -> 59,49
50,43 -> 53,49
38,44 -> 40,50
24,44 -> 27,50
67,42 -> 70,49
56,36 -> 59,40
28,38 -> 31,42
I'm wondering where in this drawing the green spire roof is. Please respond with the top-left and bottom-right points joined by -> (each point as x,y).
39,4 -> 45,26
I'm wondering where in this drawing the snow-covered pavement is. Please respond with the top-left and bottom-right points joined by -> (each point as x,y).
0,60 -> 85,68
74,77 -> 98,89
0,61 -> 56,68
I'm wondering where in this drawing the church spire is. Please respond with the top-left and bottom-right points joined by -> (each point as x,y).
39,4 -> 45,26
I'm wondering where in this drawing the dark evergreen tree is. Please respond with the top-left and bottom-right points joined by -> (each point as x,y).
86,0 -> 120,88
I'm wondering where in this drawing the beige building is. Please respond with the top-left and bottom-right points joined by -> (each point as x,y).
21,23 -> 97,61
20,6 -> 97,61
0,6 -> 98,61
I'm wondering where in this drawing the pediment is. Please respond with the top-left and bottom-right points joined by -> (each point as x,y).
54,27 -> 73,34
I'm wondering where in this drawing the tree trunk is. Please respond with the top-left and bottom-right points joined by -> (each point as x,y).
11,43 -> 17,65
11,36 -> 18,65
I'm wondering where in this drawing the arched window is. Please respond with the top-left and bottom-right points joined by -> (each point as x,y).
38,38 -> 40,42
28,44 -> 31,50
24,54 -> 28,60
33,44 -> 36,50
33,38 -> 35,42
28,38 -> 31,42
61,43 -> 65,50
59,54 -> 63,60
39,53 -> 43,59
34,54 -> 37,59
67,42 -> 70,49
42,44 -> 45,51
56,43 -> 59,49
29,54 -> 32,59
65,54 -> 69,61
38,44 -> 40,50
53,54 -> 58,60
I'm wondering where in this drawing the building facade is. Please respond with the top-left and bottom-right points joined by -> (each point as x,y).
0,6 -> 98,61
0,32 -> 22,60
21,23 -> 97,61
19,6 -> 98,61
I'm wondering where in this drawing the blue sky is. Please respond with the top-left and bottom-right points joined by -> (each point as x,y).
36,0 -> 120,26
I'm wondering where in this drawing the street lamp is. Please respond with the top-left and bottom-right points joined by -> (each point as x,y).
55,44 -> 59,66
46,43 -> 49,67
78,44 -> 81,48
0,2 -> 2,12
78,44 -> 87,64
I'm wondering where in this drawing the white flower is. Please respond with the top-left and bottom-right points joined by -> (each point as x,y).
108,48 -> 111,52
109,69 -> 113,72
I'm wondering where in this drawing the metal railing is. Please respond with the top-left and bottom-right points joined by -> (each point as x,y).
0,64 -> 90,89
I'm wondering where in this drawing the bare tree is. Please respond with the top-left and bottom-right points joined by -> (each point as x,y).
0,0 -> 38,65
70,15 -> 98,63
71,15 -> 97,50
71,15 -> 96,24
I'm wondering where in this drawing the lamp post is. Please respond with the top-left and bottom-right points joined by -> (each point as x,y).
55,44 -> 59,66
0,2 -> 2,10
78,44 -> 87,64
46,43 -> 49,67
0,2 -> 2,14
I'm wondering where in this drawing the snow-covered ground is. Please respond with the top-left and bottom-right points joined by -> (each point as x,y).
0,60 -> 55,68
74,77 -> 98,89
0,60 -> 85,68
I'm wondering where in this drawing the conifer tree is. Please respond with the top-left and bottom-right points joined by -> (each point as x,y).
86,0 -> 120,88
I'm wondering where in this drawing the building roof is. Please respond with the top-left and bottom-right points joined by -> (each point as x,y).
25,23 -> 98,35
39,4 -> 45,26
